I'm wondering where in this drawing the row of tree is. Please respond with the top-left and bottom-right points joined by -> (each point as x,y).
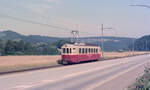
0,34 -> 149,56
0,39 -> 62,56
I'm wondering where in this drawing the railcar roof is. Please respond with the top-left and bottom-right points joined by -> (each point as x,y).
62,43 -> 100,48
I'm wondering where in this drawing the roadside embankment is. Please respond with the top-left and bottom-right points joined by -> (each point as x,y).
0,52 -> 149,75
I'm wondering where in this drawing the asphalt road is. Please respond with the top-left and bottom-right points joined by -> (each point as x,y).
0,55 -> 150,90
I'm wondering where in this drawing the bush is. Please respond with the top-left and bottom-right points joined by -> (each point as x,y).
128,64 -> 150,90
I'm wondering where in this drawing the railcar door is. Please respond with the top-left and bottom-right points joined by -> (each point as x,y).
77,47 -> 79,63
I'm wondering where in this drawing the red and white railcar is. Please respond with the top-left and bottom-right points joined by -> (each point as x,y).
61,43 -> 101,64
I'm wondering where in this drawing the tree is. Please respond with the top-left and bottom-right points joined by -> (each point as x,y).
4,40 -> 15,55
16,40 -> 25,51
0,39 -> 4,55
53,40 -> 71,49
2,40 -> 61,55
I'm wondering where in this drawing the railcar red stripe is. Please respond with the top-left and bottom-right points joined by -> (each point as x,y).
62,54 -> 101,63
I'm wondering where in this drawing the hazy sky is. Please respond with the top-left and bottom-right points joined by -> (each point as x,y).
0,0 -> 150,38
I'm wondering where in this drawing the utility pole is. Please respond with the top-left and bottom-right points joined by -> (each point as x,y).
101,24 -> 113,58
146,40 -> 148,51
132,38 -> 135,55
101,24 -> 104,58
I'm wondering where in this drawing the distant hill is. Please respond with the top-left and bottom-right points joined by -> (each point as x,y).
0,30 -> 61,43
80,37 -> 134,51
135,35 -> 150,51
0,30 -> 25,41
0,30 -> 134,51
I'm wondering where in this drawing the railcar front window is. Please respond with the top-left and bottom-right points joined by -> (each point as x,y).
70,48 -> 72,54
63,48 -> 66,53
96,49 -> 98,53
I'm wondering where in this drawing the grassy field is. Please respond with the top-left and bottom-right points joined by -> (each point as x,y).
0,52 -> 149,73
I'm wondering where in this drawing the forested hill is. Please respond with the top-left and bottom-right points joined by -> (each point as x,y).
0,30 -> 134,54
0,30 -> 62,43
135,35 -> 150,51
0,30 -> 133,43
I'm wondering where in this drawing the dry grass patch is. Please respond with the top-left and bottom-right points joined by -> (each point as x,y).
0,55 -> 61,73
103,52 -> 149,59
0,52 -> 148,73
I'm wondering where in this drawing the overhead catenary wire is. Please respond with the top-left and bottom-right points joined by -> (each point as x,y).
129,4 -> 150,8
0,14 -> 73,31
0,14 -> 118,38
0,14 -> 103,37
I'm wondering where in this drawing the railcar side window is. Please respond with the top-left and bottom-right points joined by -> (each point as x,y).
85,48 -> 88,53
89,48 -> 90,53
79,48 -> 81,54
82,48 -> 84,54
93,49 -> 94,53
91,48 -> 93,53
70,48 -> 72,54
67,48 -> 69,54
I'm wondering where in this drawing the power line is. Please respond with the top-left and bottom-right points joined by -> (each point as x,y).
0,14 -> 101,36
130,4 -> 150,8
0,14 -> 73,31
0,14 -> 118,38
0,14 -> 103,36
